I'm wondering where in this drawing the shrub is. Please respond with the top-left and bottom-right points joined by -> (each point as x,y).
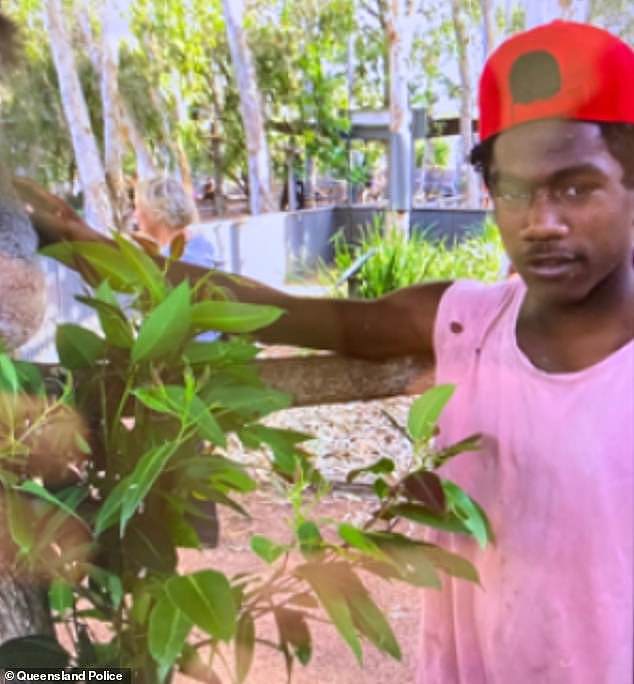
0,236 -> 491,682
325,214 -> 505,299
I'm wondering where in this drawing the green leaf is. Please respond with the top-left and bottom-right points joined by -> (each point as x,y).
202,384 -> 291,416
407,384 -> 455,442
114,233 -> 167,304
16,480 -> 84,521
49,579 -> 74,614
181,644 -> 223,683
208,458 -> 255,493
182,394 -> 226,447
346,457 -> 394,483
387,503 -> 470,535
131,282 -> 192,363
239,425 -> 311,475
149,594 -> 192,671
94,478 -> 130,536
235,613 -> 255,684
5,489 -> 34,553
250,535 -> 286,564
56,242 -> 138,292
191,300 -> 283,334
119,442 -> 179,535
295,563 -> 362,664
346,585 -> 401,660
373,478 -> 390,499
89,567 -> 124,609
338,524 -> 387,561
76,293 -> 134,349
56,324 -> 106,369
443,481 -> 491,548
40,241 -> 77,268
13,362 -> 44,395
297,521 -> 323,559
132,387 -> 175,414
430,433 -> 482,468
365,533 -> 441,588
0,353 -> 19,393
0,635 -> 70,667
165,571 -> 237,641
184,339 -> 259,366
422,545 -> 480,583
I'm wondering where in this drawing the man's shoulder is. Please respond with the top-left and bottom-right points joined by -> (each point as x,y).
440,277 -> 521,312
433,277 -> 521,349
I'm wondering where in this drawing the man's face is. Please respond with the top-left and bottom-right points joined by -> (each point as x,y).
490,120 -> 634,306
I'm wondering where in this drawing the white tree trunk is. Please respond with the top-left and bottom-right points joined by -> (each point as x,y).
77,9 -> 156,181
168,70 -> 194,196
385,0 -> 416,235
122,110 -> 157,180
44,0 -> 113,231
222,0 -> 274,215
481,0 -> 497,55
100,0 -> 126,228
450,0 -> 478,208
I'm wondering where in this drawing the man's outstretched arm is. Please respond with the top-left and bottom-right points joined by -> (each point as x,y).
15,176 -> 450,363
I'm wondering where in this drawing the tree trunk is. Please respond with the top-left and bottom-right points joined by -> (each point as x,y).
222,0 -> 274,215
0,577 -> 53,643
304,153 -> 316,208
77,9 -> 156,181
384,0 -> 415,235
450,0 -> 478,208
168,70 -> 194,197
100,0 -> 126,229
210,122 -> 225,217
481,0 -> 497,56
44,0 -> 113,231
121,107 -> 157,180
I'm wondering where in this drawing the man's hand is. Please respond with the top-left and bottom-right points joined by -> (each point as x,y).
12,176 -> 104,246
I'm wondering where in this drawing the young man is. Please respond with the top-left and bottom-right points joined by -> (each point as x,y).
16,20 -> 633,684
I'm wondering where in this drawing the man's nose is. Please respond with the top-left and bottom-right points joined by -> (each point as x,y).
521,189 -> 569,241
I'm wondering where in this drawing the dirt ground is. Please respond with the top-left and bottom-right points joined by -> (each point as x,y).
176,491 -> 422,684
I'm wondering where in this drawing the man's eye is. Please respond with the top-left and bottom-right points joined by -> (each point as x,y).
495,187 -> 530,201
558,183 -> 596,199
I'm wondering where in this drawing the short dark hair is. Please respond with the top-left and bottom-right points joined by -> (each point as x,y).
470,122 -> 634,189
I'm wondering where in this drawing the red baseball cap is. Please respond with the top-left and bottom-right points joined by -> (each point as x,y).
478,21 -> 634,142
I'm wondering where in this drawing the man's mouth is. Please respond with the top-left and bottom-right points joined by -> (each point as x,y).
523,253 -> 580,279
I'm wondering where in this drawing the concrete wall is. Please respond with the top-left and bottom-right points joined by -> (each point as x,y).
193,206 -> 336,287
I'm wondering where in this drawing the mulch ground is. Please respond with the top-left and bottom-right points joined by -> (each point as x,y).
174,389 -> 424,684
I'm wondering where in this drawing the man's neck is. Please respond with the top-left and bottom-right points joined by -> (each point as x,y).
518,266 -> 634,372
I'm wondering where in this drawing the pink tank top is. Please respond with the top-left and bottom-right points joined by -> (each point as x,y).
417,278 -> 633,684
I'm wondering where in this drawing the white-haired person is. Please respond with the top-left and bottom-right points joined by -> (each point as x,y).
133,176 -> 217,270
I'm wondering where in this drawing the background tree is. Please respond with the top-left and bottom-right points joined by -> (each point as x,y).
44,0 -> 113,230
222,0 -> 274,214
450,0 -> 478,207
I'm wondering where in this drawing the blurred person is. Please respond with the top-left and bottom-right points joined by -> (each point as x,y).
134,176 -> 217,269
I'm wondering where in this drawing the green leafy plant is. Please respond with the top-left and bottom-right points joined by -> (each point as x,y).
324,214 -> 505,298
0,237 -> 491,682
